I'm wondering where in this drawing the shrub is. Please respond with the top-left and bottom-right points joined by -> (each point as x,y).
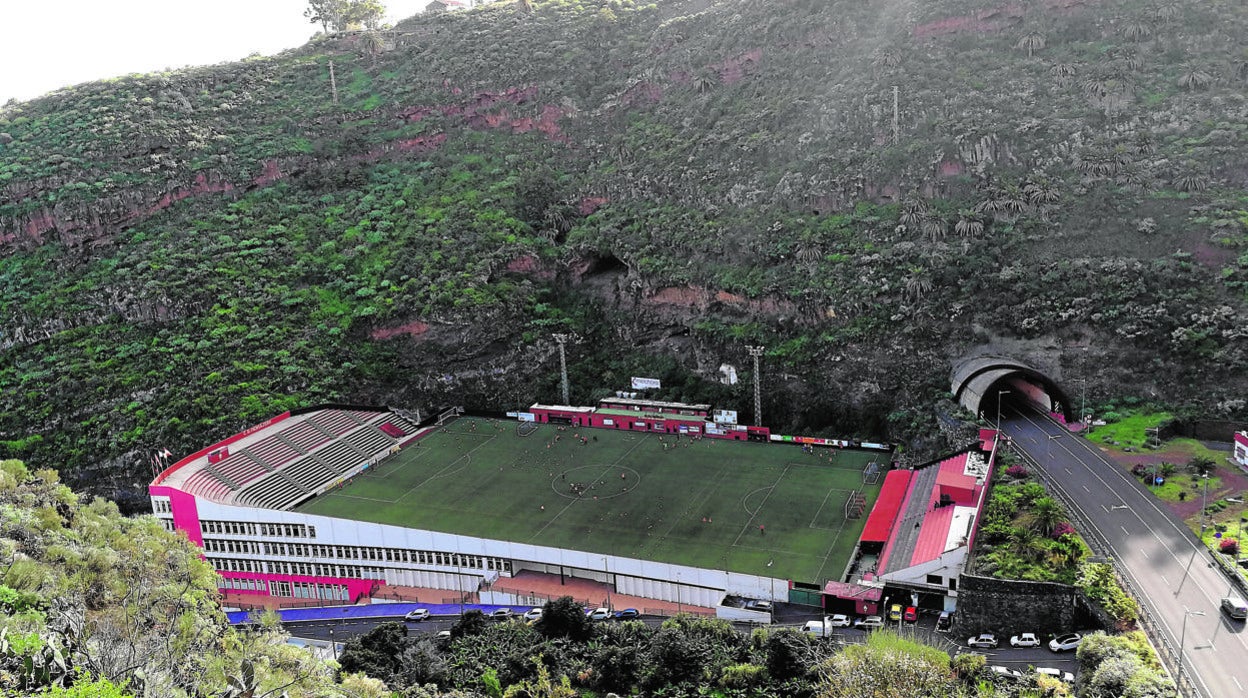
1221,538 -> 1239,555
1131,464 -> 1148,478
951,652 -> 985,680
1005,464 -> 1030,479
1051,521 -> 1075,539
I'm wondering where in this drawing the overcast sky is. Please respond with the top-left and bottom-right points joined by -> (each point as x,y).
0,0 -> 431,105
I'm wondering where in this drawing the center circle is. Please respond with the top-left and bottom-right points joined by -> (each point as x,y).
552,464 -> 641,500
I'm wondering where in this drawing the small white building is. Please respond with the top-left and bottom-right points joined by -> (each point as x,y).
1235,431 -> 1248,472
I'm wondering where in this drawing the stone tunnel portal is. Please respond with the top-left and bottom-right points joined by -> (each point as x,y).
950,357 -> 1076,425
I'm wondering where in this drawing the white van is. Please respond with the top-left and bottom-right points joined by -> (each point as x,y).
1220,596 -> 1248,620
801,620 -> 828,637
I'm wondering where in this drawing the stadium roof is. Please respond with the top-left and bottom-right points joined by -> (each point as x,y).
598,397 -> 712,411
152,407 -> 418,509
877,450 -> 987,574
860,470 -> 911,544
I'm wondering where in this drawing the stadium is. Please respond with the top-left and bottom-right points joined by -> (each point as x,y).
150,398 -> 992,617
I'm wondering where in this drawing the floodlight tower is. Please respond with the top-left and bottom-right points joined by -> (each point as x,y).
746,345 -> 766,426
553,333 -> 571,405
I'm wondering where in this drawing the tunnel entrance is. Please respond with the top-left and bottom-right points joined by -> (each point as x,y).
950,356 -> 1076,424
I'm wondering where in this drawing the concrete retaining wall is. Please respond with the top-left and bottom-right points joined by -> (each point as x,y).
956,572 -> 1102,638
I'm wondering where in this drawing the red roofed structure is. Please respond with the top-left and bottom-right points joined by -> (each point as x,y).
860,470 -> 912,544
833,438 -> 998,615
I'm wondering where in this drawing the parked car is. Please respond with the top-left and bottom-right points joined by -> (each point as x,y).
522,607 -> 544,622
903,606 -> 918,623
988,665 -> 1023,679
967,633 -> 999,649
489,608 -> 513,620
404,608 -> 430,622
1009,633 -> 1040,648
1035,667 -> 1075,683
588,607 -> 612,621
935,611 -> 954,632
750,600 -> 773,612
435,630 -> 451,641
854,615 -> 884,630
1220,596 -> 1248,620
802,620 -> 829,637
827,614 -> 852,627
887,604 -> 903,622
613,608 -> 639,620
1048,633 -> 1083,652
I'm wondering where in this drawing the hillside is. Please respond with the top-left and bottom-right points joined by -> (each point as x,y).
1,0 -> 1247,505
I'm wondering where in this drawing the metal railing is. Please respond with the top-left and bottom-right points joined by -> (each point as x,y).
1007,440 -> 1199,697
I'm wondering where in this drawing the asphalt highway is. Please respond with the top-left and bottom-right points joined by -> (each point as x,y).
1000,404 -> 1248,697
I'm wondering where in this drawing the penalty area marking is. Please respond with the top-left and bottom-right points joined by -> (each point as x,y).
809,488 -> 860,530
741,487 -> 774,516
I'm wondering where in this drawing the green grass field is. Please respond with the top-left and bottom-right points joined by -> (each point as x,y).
296,418 -> 886,583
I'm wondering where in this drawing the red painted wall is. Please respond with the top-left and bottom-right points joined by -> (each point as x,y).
149,485 -> 205,546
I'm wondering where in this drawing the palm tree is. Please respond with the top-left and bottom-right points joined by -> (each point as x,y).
1233,60 -> 1248,84
1152,1 -> 1181,23
1172,170 -> 1211,193
691,72 -> 717,93
1048,62 -> 1078,78
904,269 -> 933,302
899,198 -> 928,228
1015,32 -> 1046,58
1023,181 -> 1060,207
921,216 -> 947,242
954,212 -> 984,238
1178,67 -> 1215,91
795,243 -> 822,264
1030,498 -> 1065,536
1108,47 -> 1143,71
1121,21 -> 1153,43
873,50 -> 902,72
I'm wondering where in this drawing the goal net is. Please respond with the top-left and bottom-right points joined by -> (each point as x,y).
844,490 -> 867,519
862,461 -> 882,485
516,421 -> 540,437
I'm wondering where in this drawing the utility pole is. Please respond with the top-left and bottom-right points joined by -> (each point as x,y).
553,333 -> 570,405
892,85 -> 900,145
1201,474 -> 1210,533
1080,378 -> 1087,426
746,345 -> 765,426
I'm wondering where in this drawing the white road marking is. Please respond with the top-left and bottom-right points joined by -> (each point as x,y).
1122,525 -> 1130,535
1083,485 -> 1091,493
1233,677 -> 1243,691
1140,548 -> 1149,559
1011,413 -> 1248,677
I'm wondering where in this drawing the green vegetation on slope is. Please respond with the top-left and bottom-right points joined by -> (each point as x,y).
0,0 -> 1247,502
0,459 -> 388,696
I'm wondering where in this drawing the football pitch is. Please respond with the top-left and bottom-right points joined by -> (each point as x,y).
296,418 -> 886,583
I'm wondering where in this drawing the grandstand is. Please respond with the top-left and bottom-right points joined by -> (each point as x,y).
150,402 -> 895,612
155,406 -> 420,510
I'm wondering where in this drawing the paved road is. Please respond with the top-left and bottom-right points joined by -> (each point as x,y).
1001,404 -> 1248,697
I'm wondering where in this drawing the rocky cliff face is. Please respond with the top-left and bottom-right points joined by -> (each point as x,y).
1,0 -> 1246,504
